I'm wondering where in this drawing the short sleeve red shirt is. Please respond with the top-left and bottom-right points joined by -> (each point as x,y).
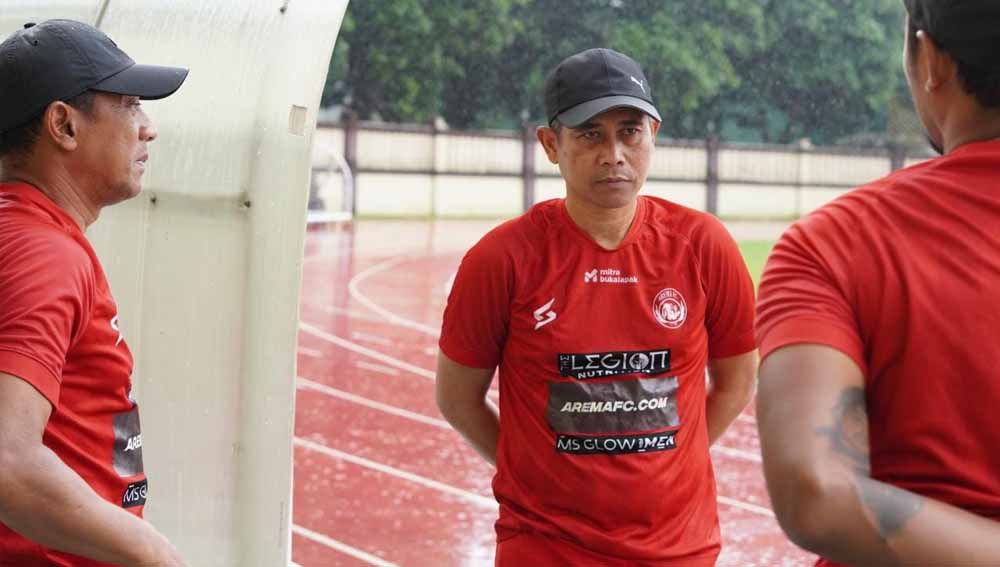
757,141 -> 1000,567
0,184 -> 147,567
440,196 -> 756,565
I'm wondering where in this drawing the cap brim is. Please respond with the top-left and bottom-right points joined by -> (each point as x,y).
93,63 -> 189,101
556,95 -> 661,128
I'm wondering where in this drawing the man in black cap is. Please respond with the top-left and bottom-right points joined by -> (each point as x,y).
436,48 -> 757,565
0,20 -> 187,566
756,1 -> 1000,565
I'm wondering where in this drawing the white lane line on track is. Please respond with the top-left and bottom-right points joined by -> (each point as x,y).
717,496 -> 774,517
354,361 -> 401,376
295,437 -> 497,509
292,524 -> 399,567
296,434 -> 772,519
444,271 -> 457,295
303,303 -> 387,323
711,445 -> 762,463
351,330 -> 394,346
348,256 -> 441,337
300,322 -> 435,380
297,378 -> 448,429
299,324 -> 770,514
301,324 -> 760,463
298,347 -> 323,358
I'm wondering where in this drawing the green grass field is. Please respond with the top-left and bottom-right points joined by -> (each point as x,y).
738,240 -> 775,288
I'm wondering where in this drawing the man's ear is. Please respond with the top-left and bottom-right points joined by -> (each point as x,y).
537,126 -> 560,165
649,117 -> 661,138
916,30 -> 955,93
42,101 -> 82,152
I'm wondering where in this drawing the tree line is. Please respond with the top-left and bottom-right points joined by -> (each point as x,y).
323,0 -> 919,147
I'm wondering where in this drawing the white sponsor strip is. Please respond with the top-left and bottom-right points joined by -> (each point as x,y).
348,256 -> 441,337
292,524 -> 399,567
297,347 -> 323,358
297,378 -> 448,429
354,361 -> 401,376
717,496 -> 775,517
294,437 -> 496,509
299,322 -> 436,380
711,445 -> 762,463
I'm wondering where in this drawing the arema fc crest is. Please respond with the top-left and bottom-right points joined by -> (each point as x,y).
653,288 -> 687,329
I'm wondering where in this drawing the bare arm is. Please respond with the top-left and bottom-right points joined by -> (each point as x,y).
0,372 -> 185,566
758,345 -> 1000,566
705,350 -> 757,445
435,351 -> 499,467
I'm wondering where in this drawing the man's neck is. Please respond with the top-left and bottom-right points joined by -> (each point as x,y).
1,163 -> 97,230
564,196 -> 639,251
941,102 -> 1000,154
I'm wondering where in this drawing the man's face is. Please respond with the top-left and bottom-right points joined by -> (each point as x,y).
544,107 -> 660,210
76,92 -> 158,205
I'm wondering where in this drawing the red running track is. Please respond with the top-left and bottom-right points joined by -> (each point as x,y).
291,220 -> 816,567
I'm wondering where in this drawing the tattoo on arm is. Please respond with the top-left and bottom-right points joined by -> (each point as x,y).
815,387 -> 924,540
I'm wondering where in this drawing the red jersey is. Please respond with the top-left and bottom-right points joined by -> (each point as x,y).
756,140 -> 1000,567
440,196 -> 756,565
0,183 -> 146,567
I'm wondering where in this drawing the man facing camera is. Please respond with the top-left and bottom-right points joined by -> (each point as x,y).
436,48 -> 757,566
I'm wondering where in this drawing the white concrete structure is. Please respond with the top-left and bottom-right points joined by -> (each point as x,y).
0,2 -> 348,565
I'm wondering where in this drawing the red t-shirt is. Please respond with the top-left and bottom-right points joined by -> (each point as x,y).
0,183 -> 146,567
757,140 -> 1000,567
440,196 -> 756,565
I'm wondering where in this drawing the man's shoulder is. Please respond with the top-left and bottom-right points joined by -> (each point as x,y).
641,195 -> 731,246
468,199 -> 561,258
0,202 -> 90,280
783,164 -> 925,246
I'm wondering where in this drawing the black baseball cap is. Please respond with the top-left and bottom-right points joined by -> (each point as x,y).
903,0 -> 1000,69
0,19 -> 189,132
544,48 -> 661,128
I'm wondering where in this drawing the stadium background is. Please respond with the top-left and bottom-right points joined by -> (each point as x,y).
2,1 -> 928,565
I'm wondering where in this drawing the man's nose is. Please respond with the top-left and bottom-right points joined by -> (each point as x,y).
139,110 -> 157,143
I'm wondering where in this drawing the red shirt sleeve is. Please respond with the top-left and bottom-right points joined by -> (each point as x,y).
696,215 -> 757,358
755,210 -> 867,375
0,229 -> 93,406
439,232 -> 514,369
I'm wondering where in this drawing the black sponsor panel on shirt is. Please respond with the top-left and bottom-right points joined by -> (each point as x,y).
122,479 -> 148,508
112,404 -> 145,477
555,431 -> 678,455
547,376 -> 679,434
557,349 -> 671,380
